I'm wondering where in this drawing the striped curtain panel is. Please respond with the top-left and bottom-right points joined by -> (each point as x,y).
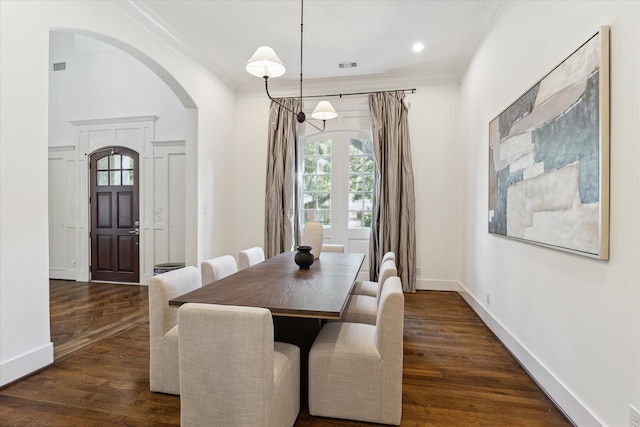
264,98 -> 301,258
368,91 -> 417,292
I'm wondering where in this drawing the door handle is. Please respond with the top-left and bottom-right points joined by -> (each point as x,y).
129,228 -> 140,235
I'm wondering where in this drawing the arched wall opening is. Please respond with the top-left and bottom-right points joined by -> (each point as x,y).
48,30 -> 198,285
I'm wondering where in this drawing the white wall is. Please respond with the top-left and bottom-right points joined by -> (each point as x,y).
49,32 -> 186,146
459,2 -> 640,426
0,0 -> 236,386
233,79 -> 462,289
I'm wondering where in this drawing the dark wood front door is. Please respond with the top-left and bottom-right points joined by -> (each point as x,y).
89,147 -> 140,283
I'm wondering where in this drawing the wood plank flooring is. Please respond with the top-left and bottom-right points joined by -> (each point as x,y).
0,282 -> 571,426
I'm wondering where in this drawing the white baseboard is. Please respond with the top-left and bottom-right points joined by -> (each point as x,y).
416,278 -> 460,291
0,342 -> 54,387
456,282 -> 601,427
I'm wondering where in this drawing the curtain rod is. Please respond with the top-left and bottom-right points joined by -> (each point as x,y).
281,88 -> 416,100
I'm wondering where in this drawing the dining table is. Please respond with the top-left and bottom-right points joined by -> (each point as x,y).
169,250 -> 365,319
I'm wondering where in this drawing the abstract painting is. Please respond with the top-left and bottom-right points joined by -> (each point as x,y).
488,27 -> 609,259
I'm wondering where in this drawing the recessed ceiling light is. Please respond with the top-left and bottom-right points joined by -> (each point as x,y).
412,42 -> 424,53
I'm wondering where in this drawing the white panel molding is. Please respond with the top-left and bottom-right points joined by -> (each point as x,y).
69,115 -> 158,126
0,343 -> 53,387
152,141 -> 186,267
48,117 -> 159,284
456,282 -> 600,427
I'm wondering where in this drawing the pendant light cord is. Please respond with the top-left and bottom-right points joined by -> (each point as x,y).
297,0 -> 306,124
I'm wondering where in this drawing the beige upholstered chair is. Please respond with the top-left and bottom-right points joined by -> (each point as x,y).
309,277 -> 404,425
352,258 -> 397,298
148,265 -> 201,395
341,266 -> 397,326
238,246 -> 265,270
382,251 -> 396,263
200,255 -> 237,284
321,243 -> 345,253
178,303 -> 300,427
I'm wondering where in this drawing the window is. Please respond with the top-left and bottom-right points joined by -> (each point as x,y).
302,139 -> 332,225
348,138 -> 375,228
96,154 -> 135,186
300,130 -> 375,247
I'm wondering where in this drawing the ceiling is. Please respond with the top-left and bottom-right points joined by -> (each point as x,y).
120,0 -> 502,94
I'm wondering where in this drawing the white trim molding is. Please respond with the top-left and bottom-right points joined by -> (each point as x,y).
69,115 -> 158,126
0,342 -> 53,387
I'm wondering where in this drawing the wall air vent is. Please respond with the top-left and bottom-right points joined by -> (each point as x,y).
53,62 -> 66,71
338,61 -> 358,69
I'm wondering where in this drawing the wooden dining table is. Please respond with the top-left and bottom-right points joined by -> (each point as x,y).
169,250 -> 365,320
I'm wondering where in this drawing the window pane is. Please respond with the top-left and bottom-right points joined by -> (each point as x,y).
303,193 -> 316,209
348,193 -> 363,210
364,175 -> 374,192
110,154 -> 121,169
97,156 -> 109,170
303,175 -> 317,191
349,139 -> 364,155
317,157 -> 331,174
122,170 -> 134,185
304,143 -> 317,156
304,158 -> 316,174
348,211 -> 362,228
363,194 -> 373,210
349,175 -> 362,192
97,171 -> 109,186
349,156 -> 363,172
110,171 -> 121,186
363,211 -> 373,228
318,140 -> 331,155
122,155 -> 134,169
317,211 -> 331,225
318,193 -> 330,209
303,211 -> 316,222
317,175 -> 331,191
364,157 -> 375,173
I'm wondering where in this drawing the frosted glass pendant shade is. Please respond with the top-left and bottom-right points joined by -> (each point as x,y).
311,100 -> 338,120
246,46 -> 286,78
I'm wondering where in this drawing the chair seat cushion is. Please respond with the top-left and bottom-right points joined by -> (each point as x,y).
351,280 -> 378,297
341,295 -> 377,325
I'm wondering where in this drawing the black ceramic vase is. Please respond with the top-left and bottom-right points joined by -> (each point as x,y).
294,246 -> 314,269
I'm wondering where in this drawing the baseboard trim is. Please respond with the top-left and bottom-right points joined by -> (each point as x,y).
456,282 -> 602,427
416,278 -> 460,291
0,342 -> 54,387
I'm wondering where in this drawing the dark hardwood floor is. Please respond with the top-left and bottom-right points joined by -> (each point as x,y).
0,281 -> 571,426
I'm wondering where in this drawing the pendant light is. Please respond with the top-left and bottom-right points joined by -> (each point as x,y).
246,0 -> 337,131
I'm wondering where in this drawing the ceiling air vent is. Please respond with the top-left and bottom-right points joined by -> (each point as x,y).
53,62 -> 66,71
338,61 -> 358,69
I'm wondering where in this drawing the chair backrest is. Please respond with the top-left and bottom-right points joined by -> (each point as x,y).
238,246 -> 266,270
149,266 -> 201,392
375,276 -> 404,362
179,303 -> 275,426
382,251 -> 396,263
149,266 -> 202,338
200,255 -> 238,284
322,244 -> 345,253
376,259 -> 398,302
